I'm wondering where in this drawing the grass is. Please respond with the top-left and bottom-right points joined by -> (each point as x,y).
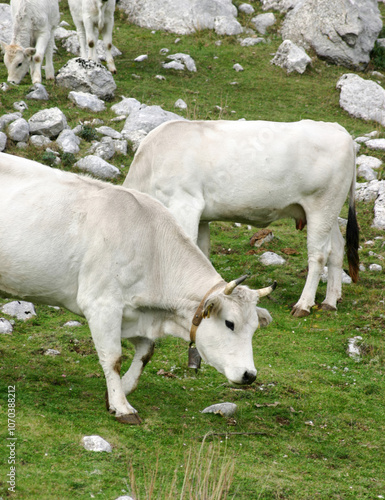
1,1 -> 385,499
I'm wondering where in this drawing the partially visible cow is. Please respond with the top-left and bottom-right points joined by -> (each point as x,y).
0,0 -> 59,84
0,152 -> 275,424
124,119 -> 360,318
68,0 -> 117,73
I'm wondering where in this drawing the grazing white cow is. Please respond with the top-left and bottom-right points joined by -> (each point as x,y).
0,0 -> 59,84
68,0 -> 117,73
0,152 -> 275,424
124,119 -> 359,318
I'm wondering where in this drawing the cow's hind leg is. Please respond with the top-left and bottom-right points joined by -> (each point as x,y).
101,16 -> 116,73
121,337 -> 155,395
321,220 -> 344,311
291,213 -> 333,317
87,311 -> 141,424
197,222 -> 210,257
43,32 -> 55,80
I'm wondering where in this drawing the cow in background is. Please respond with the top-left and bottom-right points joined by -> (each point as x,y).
0,0 -> 59,84
124,119 -> 360,318
68,0 -> 117,73
0,152 -> 275,424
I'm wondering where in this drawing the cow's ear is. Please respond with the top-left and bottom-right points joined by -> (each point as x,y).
203,294 -> 221,319
24,47 -> 36,57
256,306 -> 272,328
0,41 -> 7,54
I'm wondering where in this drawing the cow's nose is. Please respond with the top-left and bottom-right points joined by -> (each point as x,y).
242,370 -> 256,385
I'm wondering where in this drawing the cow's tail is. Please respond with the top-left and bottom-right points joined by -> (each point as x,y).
346,144 -> 359,283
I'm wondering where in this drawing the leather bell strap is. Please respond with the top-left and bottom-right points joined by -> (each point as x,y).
189,281 -> 225,343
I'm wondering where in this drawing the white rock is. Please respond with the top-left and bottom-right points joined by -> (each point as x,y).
0,318 -> 13,334
75,155 -> 120,180
64,321 -> 82,327
1,301 -> 36,321
320,267 -> 352,284
111,97 -> 142,117
271,39 -> 311,74
365,138 -> 385,151
260,251 -> 286,266
174,99 -> 187,109
238,3 -> 255,14
240,37 -> 265,46
68,91 -> 106,112
336,74 -> 385,127
347,336 -> 362,361
45,349 -> 60,356
89,136 -> 115,160
233,63 -> 244,71
357,164 -> 377,181
56,58 -> 116,100
202,402 -> 238,417
13,101 -> 28,112
30,135 -> 51,148
134,54 -> 148,62
56,129 -> 81,154
28,107 -> 68,138
155,74 -> 166,80
369,263 -> 382,272
95,126 -> 122,139
356,154 -> 382,170
7,118 -> 30,143
166,53 -> 197,72
251,13 -> 276,34
81,435 -> 112,452
26,83 -> 49,101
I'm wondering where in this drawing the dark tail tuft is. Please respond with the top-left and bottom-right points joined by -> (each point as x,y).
346,204 -> 359,283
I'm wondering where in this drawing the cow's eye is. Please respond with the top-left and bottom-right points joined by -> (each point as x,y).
225,320 -> 234,331
17,62 -> 22,67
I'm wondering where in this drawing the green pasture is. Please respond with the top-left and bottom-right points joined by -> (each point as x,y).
0,1 -> 384,498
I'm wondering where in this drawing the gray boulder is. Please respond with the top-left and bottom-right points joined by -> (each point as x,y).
260,251 -> 286,265
271,39 -> 311,74
251,13 -> 276,34
118,0 -> 243,36
68,91 -> 106,112
28,107 -> 68,138
56,58 -> 116,100
88,136 -> 115,160
165,53 -> 197,72
29,135 -> 52,148
111,97 -> 142,117
0,113 -> 22,131
336,74 -> 385,126
281,0 -> 382,70
7,118 -> 30,143
56,129 -> 81,154
75,155 -> 120,180
121,105 -> 185,150
26,84 -> 49,101
1,301 -> 36,321
0,318 -> 13,334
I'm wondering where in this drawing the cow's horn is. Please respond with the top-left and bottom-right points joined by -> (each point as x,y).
224,274 -> 250,295
257,280 -> 277,298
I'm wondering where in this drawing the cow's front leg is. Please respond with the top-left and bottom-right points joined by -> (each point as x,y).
43,33 -> 55,80
101,19 -> 116,73
87,313 -> 141,424
121,337 -> 155,395
30,33 -> 50,84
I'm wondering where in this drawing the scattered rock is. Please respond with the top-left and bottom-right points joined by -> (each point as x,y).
201,402 -> 238,417
44,349 -> 61,356
56,129 -> 81,154
260,251 -> 286,265
1,301 -> 36,321
238,3 -> 255,14
240,37 -> 266,46
7,118 -> 30,143
111,97 -> 142,117
347,336 -> 362,361
271,40 -> 311,74
74,155 -> 120,179
95,126 -> 122,139
174,99 -> 187,109
13,101 -> 28,112
28,107 -> 68,138
233,63 -> 244,72
26,83 -> 49,101
63,321 -> 82,327
0,318 -> 13,334
337,74 -> 385,126
56,58 -> 116,100
250,229 -> 274,247
0,132 -> 7,151
369,263 -> 382,272
251,13 -> 276,34
320,267 -> 352,284
68,91 -> 106,112
81,435 -> 112,452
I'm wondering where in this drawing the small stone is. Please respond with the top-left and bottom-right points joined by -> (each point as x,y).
0,318 -> 13,334
233,63 -> 244,71
201,402 -> 238,417
259,251 -> 286,266
174,99 -> 187,109
134,54 -> 148,62
1,301 -> 36,320
63,321 -> 82,327
45,349 -> 61,356
81,435 -> 112,452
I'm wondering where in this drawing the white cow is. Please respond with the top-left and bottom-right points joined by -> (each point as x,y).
68,0 -> 117,73
124,119 -> 360,318
0,0 -> 59,84
0,152 -> 275,424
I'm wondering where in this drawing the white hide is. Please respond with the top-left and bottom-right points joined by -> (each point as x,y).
124,119 -> 359,317
0,152 -> 272,423
68,0 -> 117,73
1,0 -> 59,84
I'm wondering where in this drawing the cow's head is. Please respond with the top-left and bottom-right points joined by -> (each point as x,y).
1,42 -> 35,84
192,277 -> 275,386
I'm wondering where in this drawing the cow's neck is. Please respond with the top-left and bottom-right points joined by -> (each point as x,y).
12,7 -> 33,47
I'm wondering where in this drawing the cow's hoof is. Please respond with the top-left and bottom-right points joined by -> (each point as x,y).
291,307 -> 310,318
116,413 -> 142,425
321,303 -> 337,312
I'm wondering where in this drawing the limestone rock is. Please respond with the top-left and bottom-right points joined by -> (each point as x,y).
1,301 -> 36,321
74,155 -> 120,180
28,107 -> 68,138
271,39 -> 311,74
68,91 -> 106,112
81,435 -> 112,452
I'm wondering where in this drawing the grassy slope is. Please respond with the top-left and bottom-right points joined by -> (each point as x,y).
0,1 -> 385,498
